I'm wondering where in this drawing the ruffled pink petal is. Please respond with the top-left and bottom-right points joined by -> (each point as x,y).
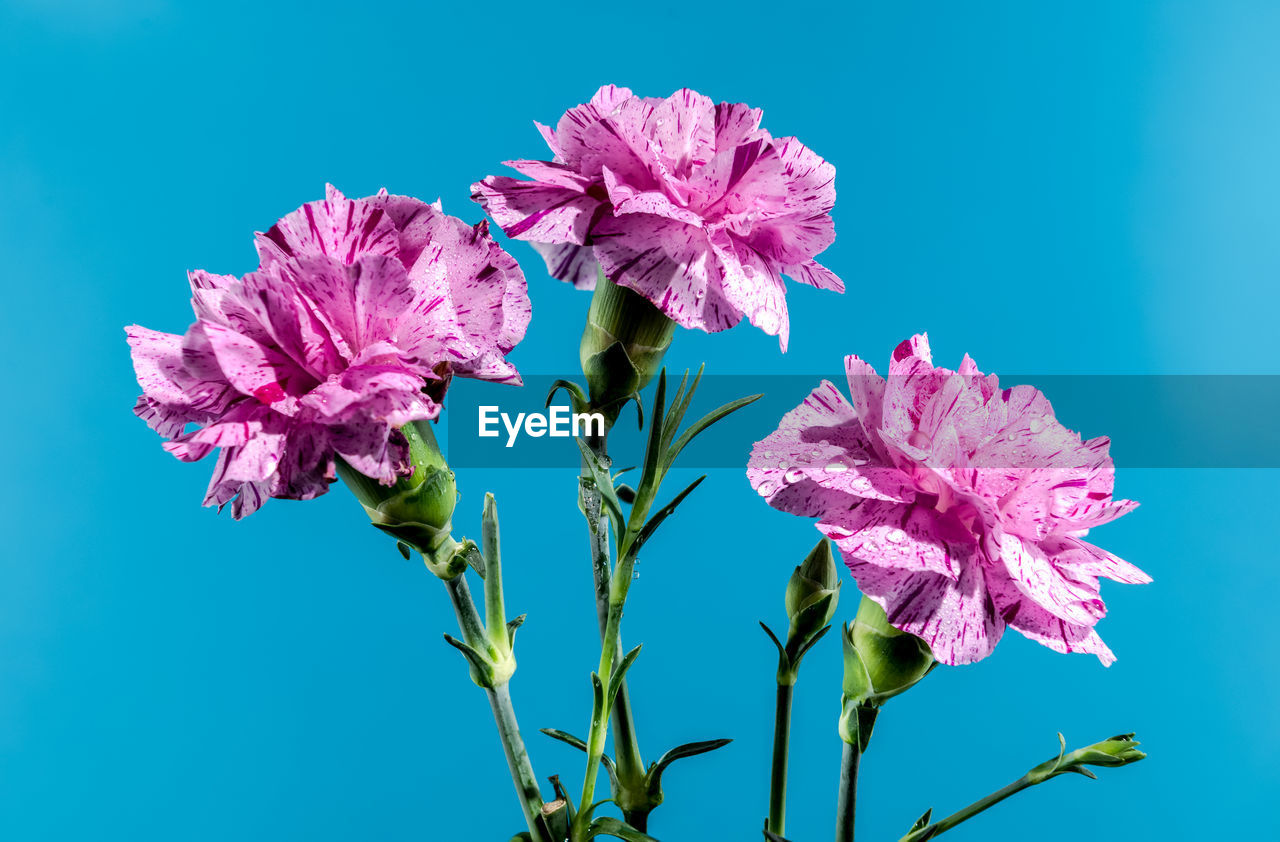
126,326 -> 232,436
390,214 -> 530,381
471,176 -> 601,245
714,239 -> 790,350
996,531 -> 1105,626
284,253 -> 413,355
504,159 -> 593,190
687,138 -> 781,217
1049,536 -> 1152,586
785,259 -> 844,293
530,242 -> 599,289
554,84 -> 635,169
822,500 -> 973,579
605,167 -> 704,228
591,214 -> 737,333
712,101 -> 766,150
850,555 -> 1004,666
301,365 -> 426,419
200,319 -> 315,415
988,571 -> 1117,666
328,420 -> 402,485
747,380 -> 914,513
644,88 -> 716,177
259,185 -> 400,266
573,97 -> 660,187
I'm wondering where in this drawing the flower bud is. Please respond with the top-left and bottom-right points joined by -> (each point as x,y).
1027,733 -> 1146,784
842,596 -> 934,707
580,269 -> 676,423
785,538 -> 841,649
336,420 -> 464,577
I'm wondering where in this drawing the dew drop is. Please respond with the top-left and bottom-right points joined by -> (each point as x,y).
907,430 -> 932,449
884,527 -> 908,544
825,461 -> 850,474
1028,418 -> 1046,434
783,467 -> 805,483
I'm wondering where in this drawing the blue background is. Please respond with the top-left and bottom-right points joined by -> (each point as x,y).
2,1 -> 1276,839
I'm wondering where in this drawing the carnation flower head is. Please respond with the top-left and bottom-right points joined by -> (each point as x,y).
748,335 -> 1149,666
127,185 -> 530,518
471,85 -> 844,351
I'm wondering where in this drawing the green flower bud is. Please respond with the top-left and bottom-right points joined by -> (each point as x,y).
842,596 -> 935,707
785,538 -> 841,649
1027,733 -> 1146,784
580,268 -> 676,424
336,420 -> 464,578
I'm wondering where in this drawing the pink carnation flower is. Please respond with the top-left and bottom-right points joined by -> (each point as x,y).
748,335 -> 1149,666
471,85 -> 843,351
127,185 -> 530,518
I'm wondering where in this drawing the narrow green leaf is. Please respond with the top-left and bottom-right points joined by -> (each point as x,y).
660,365 -> 703,456
545,379 -> 589,414
793,622 -> 833,664
665,393 -> 762,470
652,738 -> 733,778
607,645 -> 643,706
639,370 -> 669,491
442,633 -> 490,679
628,475 -> 706,559
909,808 -> 933,831
658,368 -> 693,452
759,622 -> 787,662
506,614 -> 526,648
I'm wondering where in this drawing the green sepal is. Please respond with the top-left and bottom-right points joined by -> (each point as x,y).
587,816 -> 660,841
842,597 -> 935,706
838,697 -> 879,751
442,632 -> 499,688
762,823 -> 793,842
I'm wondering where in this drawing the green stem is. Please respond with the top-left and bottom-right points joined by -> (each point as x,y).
835,739 -> 860,842
581,435 -> 646,801
576,532 -> 641,838
898,776 -> 1030,842
444,575 -> 548,842
767,682 -> 795,835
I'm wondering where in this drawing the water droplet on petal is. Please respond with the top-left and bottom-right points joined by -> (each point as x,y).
907,430 -> 932,449
825,461 -> 850,474
884,527 -> 908,544
1028,418 -> 1046,434
783,467 -> 805,483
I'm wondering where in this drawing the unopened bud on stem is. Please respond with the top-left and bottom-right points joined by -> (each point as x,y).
580,267 -> 676,425
785,538 -> 841,651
